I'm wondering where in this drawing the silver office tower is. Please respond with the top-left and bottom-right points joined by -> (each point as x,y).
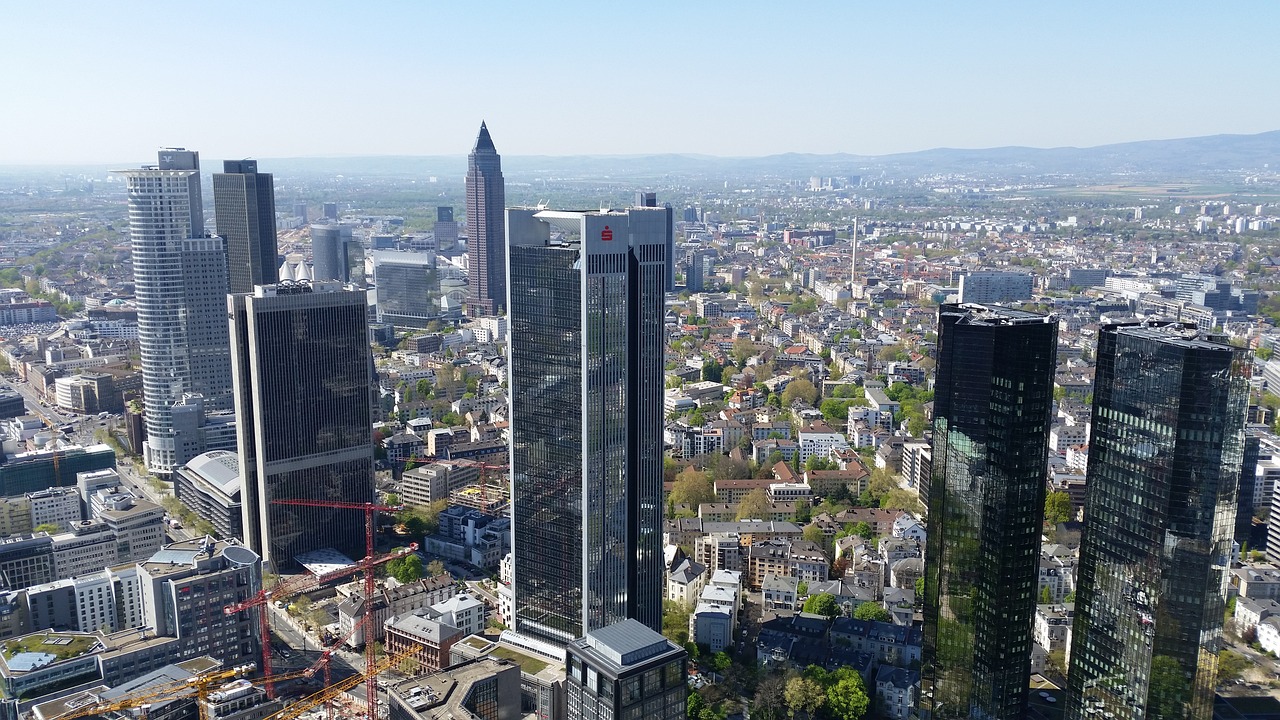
114,150 -> 233,474
229,282 -> 374,570
506,207 -> 669,647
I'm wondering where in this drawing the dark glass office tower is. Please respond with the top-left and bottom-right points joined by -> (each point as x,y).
1065,322 -> 1248,720
506,207 -> 670,647
214,160 -> 279,294
229,283 -> 374,570
923,303 -> 1058,720
465,122 -> 506,317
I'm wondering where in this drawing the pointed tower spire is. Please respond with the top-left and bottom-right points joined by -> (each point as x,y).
473,121 -> 496,153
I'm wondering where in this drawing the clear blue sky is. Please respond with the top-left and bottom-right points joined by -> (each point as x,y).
1,1 -> 1276,164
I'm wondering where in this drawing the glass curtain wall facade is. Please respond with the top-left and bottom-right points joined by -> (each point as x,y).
213,160 -> 279,294
923,303 -> 1058,720
507,207 -> 669,647
229,283 -> 374,569
466,122 -> 506,317
1065,322 -> 1249,720
372,250 -> 441,327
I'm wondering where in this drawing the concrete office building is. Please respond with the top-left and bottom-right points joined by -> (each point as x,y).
564,619 -> 687,720
465,123 -> 506,317
373,250 -> 442,327
113,150 -> 233,474
956,270 -> 1034,305
506,206 -> 670,646
213,160 -> 279,294
229,282 -> 374,569
310,224 -> 363,286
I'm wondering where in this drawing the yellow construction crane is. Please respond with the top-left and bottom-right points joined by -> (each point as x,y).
52,663 -> 319,720
263,650 -> 414,720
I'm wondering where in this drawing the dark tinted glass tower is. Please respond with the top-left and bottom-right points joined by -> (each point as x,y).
1065,322 -> 1248,720
465,122 -> 506,317
229,283 -> 375,570
923,303 -> 1058,720
506,207 -> 670,647
213,160 -> 279,294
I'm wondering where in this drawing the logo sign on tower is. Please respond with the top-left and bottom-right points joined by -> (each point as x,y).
601,225 -> 613,242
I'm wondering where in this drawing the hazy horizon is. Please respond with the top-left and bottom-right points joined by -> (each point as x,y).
2,1 -> 1277,165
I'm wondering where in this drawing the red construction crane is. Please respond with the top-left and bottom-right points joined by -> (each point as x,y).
222,541 -> 416,698
269,499 -> 404,715
472,461 -> 507,509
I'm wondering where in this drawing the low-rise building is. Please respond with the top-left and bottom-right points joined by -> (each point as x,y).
386,656 -> 521,720
564,619 -> 687,720
384,612 -> 464,674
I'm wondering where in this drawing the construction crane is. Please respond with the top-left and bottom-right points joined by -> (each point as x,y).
263,649 -> 415,720
269,499 -> 403,715
222,541 -> 417,698
472,461 -> 507,510
50,661 -> 335,720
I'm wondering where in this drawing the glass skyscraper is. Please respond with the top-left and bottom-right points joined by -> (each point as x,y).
213,160 -> 279,294
114,149 -> 233,474
506,207 -> 670,647
1065,321 -> 1249,720
465,122 -> 506,317
229,282 -> 374,570
923,303 -> 1058,720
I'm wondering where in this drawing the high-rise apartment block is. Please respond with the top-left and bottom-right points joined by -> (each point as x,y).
923,304 -> 1058,720
506,206 -> 670,647
229,282 -> 374,570
114,150 -> 233,474
213,160 -> 279,294
465,123 -> 506,317
1066,322 -> 1249,720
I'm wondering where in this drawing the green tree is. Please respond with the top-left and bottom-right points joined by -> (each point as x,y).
802,593 -> 840,618
826,667 -> 871,720
1039,584 -> 1053,604
663,601 -> 691,645
853,603 -> 891,622
1044,491 -> 1073,525
388,553 -> 424,583
736,489 -> 771,521
732,338 -> 756,367
784,676 -> 826,719
33,523 -> 60,535
782,378 -> 819,407
915,576 -> 925,598
670,467 -> 716,507
385,493 -> 400,506
802,524 -> 826,547
426,559 -> 447,578
1218,649 -> 1249,684
702,361 -> 724,383
707,651 -> 732,674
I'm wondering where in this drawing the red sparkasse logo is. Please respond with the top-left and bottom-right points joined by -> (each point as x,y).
601,225 -> 613,242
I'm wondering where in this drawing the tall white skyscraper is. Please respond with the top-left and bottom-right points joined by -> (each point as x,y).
114,150 -> 232,474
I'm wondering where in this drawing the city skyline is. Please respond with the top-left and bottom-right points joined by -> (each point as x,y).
2,2 -> 1278,165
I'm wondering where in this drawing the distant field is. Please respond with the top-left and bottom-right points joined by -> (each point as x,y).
1032,183 -> 1280,200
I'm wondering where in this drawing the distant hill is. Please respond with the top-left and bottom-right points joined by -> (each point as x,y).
5,130 -> 1275,183
259,130 -> 1280,181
